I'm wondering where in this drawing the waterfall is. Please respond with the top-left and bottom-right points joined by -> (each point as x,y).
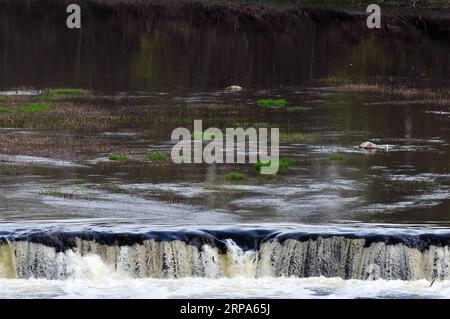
1,231 -> 450,281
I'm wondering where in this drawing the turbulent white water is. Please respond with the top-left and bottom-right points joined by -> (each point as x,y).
2,235 -> 450,281
0,277 -> 449,299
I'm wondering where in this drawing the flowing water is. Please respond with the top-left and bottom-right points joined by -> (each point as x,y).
0,0 -> 449,298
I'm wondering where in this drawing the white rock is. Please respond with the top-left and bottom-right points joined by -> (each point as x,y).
226,85 -> 242,91
359,141 -> 377,149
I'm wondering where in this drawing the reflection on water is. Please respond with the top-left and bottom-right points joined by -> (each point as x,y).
1,1 -> 449,91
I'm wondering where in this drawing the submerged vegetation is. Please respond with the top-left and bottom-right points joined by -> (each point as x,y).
108,153 -> 128,161
73,179 -> 88,187
278,157 -> 296,172
48,88 -> 89,96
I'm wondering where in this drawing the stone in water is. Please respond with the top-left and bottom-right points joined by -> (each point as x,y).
359,141 -> 377,149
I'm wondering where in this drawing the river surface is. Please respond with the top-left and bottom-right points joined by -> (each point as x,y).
0,0 -> 449,299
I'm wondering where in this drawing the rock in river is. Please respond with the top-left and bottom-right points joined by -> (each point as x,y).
359,141 -> 377,149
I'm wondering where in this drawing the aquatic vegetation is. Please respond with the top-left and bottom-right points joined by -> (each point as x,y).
286,106 -> 306,113
253,157 -> 296,174
280,132 -> 319,143
278,157 -> 296,172
0,103 -> 52,113
144,153 -> 166,160
48,88 -> 89,96
225,172 -> 248,181
38,189 -> 66,198
329,154 -> 345,161
253,160 -> 271,173
0,167 -> 9,175
257,98 -> 287,108
0,107 -> 12,113
108,153 -> 128,161
73,179 -> 88,187
18,102 -> 52,113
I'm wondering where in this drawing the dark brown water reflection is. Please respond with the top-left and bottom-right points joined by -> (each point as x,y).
0,1 -> 449,227
1,0 -> 449,91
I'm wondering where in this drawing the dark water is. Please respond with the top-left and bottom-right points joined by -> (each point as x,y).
1,0 -> 449,91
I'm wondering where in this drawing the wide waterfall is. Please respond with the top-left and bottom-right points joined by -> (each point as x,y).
1,229 -> 450,281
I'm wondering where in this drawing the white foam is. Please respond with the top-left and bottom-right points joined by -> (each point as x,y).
0,277 -> 448,299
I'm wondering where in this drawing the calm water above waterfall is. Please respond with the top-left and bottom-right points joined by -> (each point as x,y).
0,0 -> 449,299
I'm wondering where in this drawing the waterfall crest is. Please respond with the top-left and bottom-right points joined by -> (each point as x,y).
2,230 -> 450,281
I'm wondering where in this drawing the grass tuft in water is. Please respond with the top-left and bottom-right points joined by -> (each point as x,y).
144,153 -> 166,160
73,179 -> 88,187
225,172 -> 248,181
18,102 -> 52,113
0,107 -> 12,113
329,154 -> 345,161
257,98 -> 287,108
49,88 -> 89,96
253,157 -> 296,174
108,153 -> 128,161
278,157 -> 296,172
